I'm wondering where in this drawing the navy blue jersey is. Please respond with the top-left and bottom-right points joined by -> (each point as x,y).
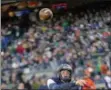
38,85 -> 49,90
47,77 -> 81,90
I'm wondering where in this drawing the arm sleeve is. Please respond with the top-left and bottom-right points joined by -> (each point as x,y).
47,79 -> 81,90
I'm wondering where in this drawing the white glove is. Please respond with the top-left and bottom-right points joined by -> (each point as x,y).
75,80 -> 86,86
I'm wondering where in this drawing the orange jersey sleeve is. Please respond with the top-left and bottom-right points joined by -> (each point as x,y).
82,78 -> 96,90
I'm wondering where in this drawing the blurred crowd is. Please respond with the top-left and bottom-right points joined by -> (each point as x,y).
1,2 -> 111,90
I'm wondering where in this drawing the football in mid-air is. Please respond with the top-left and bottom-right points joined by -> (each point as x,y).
39,8 -> 53,21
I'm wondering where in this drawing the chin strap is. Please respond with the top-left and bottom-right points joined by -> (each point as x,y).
61,77 -> 71,83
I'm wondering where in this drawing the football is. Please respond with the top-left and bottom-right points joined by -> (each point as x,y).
39,8 -> 53,21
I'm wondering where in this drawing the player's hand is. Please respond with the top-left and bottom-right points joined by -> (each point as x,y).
75,80 -> 86,86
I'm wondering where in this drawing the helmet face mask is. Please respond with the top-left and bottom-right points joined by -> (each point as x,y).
60,69 -> 72,82
57,64 -> 72,82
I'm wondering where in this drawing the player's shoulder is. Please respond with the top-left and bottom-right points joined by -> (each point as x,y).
47,76 -> 61,84
52,76 -> 60,81
51,76 -> 59,80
